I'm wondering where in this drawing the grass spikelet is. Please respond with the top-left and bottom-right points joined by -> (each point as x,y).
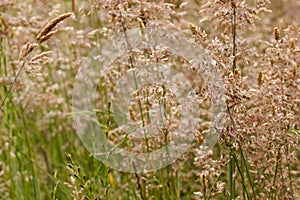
189,23 -> 197,36
137,17 -> 145,35
36,12 -> 72,43
189,23 -> 207,42
19,42 -> 38,61
258,71 -> 263,86
137,18 -> 145,29
37,30 -> 59,44
28,51 -> 52,65
274,27 -> 280,41
290,39 -> 295,52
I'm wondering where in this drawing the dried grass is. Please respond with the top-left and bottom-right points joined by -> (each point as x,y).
0,0 -> 299,199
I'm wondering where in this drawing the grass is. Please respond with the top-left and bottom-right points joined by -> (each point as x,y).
0,0 -> 300,199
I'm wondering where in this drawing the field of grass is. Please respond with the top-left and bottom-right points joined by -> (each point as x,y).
0,0 -> 299,199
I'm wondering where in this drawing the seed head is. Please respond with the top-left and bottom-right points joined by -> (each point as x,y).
36,12 -> 72,44
19,42 -> 38,61
196,130 -> 204,145
274,27 -> 280,41
258,71 -> 263,86
290,39 -> 295,52
37,30 -> 59,44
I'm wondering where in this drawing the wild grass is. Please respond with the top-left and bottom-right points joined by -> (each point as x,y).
0,0 -> 300,199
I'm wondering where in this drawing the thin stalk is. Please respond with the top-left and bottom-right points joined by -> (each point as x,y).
132,162 -> 145,200
161,85 -> 173,194
231,0 -> 237,71
18,98 -> 41,199
0,57 -> 28,112
241,151 -> 246,200
231,151 -> 250,199
238,141 -> 257,198
207,173 -> 222,199
229,154 -> 235,199
286,146 -> 295,200
271,148 -> 281,198
279,150 -> 286,196
175,171 -> 180,199
228,2 -> 238,196
226,106 -> 235,200
203,175 -> 207,200
118,7 -> 150,152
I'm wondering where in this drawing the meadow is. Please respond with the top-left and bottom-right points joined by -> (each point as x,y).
0,0 -> 299,199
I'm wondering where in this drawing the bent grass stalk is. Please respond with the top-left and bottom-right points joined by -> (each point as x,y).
1,12 -> 72,199
0,12 -> 72,112
0,57 -> 28,112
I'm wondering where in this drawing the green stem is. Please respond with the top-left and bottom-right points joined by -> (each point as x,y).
231,151 -> 250,199
203,175 -> 207,200
286,146 -> 295,200
19,101 -> 41,199
208,173 -> 221,199
229,154 -> 235,199
271,148 -> 280,198
238,141 -> 257,198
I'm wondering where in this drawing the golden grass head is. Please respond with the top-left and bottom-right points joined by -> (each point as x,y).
36,12 -> 72,44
